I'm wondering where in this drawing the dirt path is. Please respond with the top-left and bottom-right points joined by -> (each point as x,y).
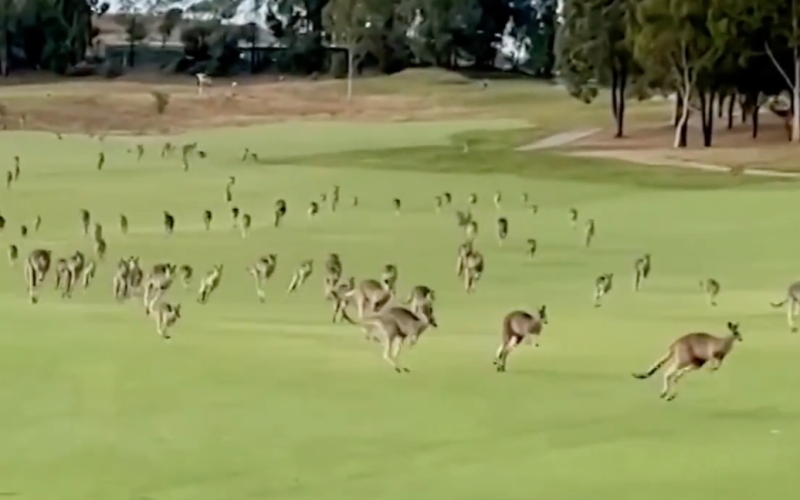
570,149 -> 800,179
518,128 -> 800,179
516,128 -> 601,150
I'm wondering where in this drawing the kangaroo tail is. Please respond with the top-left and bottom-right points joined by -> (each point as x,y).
771,298 -> 788,308
632,350 -> 671,379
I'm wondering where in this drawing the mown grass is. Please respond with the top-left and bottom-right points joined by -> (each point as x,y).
0,121 -> 798,500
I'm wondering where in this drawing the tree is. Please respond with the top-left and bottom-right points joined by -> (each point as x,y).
556,0 -> 636,138
759,0 -> 800,142
630,0 -> 725,148
322,0 -> 369,98
158,7 -> 183,47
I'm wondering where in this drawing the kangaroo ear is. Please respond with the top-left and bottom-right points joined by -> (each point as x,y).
727,321 -> 734,329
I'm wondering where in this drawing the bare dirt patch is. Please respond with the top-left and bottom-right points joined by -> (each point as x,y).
0,76 -> 478,135
564,114 -> 800,173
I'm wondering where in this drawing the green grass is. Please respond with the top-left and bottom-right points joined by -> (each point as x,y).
0,121 -> 799,500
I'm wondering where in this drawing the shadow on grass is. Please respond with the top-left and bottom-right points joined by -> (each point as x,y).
260,127 -> 790,190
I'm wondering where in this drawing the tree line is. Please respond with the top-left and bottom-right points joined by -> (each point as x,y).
0,0 -> 557,79
556,0 -> 800,147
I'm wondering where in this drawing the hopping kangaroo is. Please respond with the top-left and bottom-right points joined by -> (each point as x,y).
143,263 -> 176,313
360,303 -> 438,372
593,273 -> 613,307
462,250 -> 484,293
25,248 -> 52,303
198,264 -> 224,304
405,285 -> 435,316
323,253 -> 343,297
633,254 -> 651,292
248,255 -> 278,302
150,302 -> 181,339
287,259 -> 313,293
494,306 -> 547,372
771,281 -> 800,331
700,278 -> 721,306
344,279 -> 393,320
633,322 -> 742,401
329,276 -> 356,323
380,264 -> 398,294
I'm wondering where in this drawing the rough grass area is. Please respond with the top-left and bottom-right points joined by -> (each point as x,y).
0,121 -> 799,500
0,70 -> 668,134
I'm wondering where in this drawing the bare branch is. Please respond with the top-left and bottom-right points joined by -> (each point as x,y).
765,43 -> 795,90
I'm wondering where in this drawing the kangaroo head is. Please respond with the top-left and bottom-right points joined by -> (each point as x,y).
538,305 -> 548,324
727,321 -> 742,341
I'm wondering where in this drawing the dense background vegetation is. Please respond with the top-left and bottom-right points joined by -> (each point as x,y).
6,0 -> 800,147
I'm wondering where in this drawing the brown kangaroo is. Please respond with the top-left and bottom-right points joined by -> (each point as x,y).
632,321 -> 742,401
494,306 -> 547,372
361,303 -> 438,372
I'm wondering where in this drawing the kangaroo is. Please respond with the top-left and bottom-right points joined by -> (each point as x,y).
308,201 -> 319,218
494,306 -> 548,372
198,264 -> 223,304
203,210 -> 212,230
584,219 -> 595,247
143,264 -> 176,313
496,217 -> 508,245
344,279 -> 393,319
700,278 -> 721,306
162,142 -> 174,158
493,191 -> 502,209
248,254 -> 278,302
771,280 -> 800,331
380,264 -> 398,294
329,276 -> 357,323
527,238 -> 537,257
34,215 -> 41,232
468,193 -> 477,205
13,156 -> 19,180
81,259 -> 96,288
465,220 -> 478,241
55,257 -> 70,297
20,225 -> 27,238
94,237 -> 107,261
569,207 -> 578,228
80,209 -> 91,235
435,195 -> 443,212
463,250 -> 484,293
330,185 -> 340,212
5,170 -> 11,188
119,214 -> 128,234
93,222 -> 103,242
633,254 -> 651,292
239,213 -> 251,237
179,264 -> 193,288
8,244 -> 18,265
149,302 -> 181,339
633,322 -> 742,401
63,251 -> 87,296
324,253 -> 343,298
285,259 -> 311,293
25,248 -> 52,303
231,207 -> 239,225
274,199 -> 287,227
360,303 -> 438,372
113,259 -> 130,301
126,257 -> 144,294
594,273 -> 613,307
456,241 -> 473,277
97,152 -> 104,170
443,192 -> 452,204
136,144 -> 144,161
405,285 -> 435,316
163,211 -> 175,234
455,209 -> 472,228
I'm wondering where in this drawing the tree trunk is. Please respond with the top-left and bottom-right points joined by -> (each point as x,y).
615,64 -> 627,138
346,43 -> 354,100
717,93 -> 725,118
673,94 -> 683,127
793,54 -> 800,142
752,105 -> 760,138
727,94 -> 735,129
611,68 -> 619,123
674,91 -> 690,148
700,90 -> 715,147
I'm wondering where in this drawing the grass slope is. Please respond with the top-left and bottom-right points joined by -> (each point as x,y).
0,123 -> 798,500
